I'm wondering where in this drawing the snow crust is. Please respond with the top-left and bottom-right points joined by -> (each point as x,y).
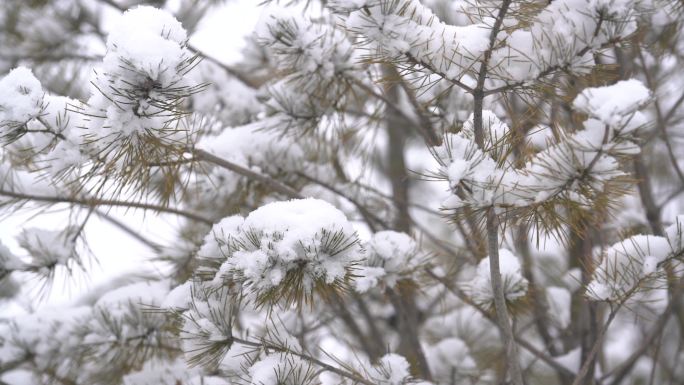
342,0 -> 489,82
87,6 -> 193,138
587,233 -> 675,301
466,249 -> 529,307
573,80 -> 652,128
0,67 -> 43,130
355,231 -> 419,292
17,227 -> 79,268
202,199 -> 361,297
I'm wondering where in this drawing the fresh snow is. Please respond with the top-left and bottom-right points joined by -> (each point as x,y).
466,249 -> 529,307
87,6 -> 194,138
587,234 -> 673,301
203,199 -> 361,296
0,67 -> 43,130
17,227 -> 79,268
355,231 -> 419,291
573,80 -> 652,128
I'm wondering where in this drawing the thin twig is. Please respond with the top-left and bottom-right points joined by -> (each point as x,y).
425,268 -> 576,380
0,189 -> 213,224
97,0 -> 258,89
232,336 -> 377,385
471,2 -> 524,384
191,148 -> 303,200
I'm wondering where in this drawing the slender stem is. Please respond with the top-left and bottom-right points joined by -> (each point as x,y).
486,210 -> 525,385
425,268 -> 576,380
517,225 -> 560,356
94,209 -> 163,252
0,189 -> 213,224
385,286 -> 432,380
636,46 -> 684,185
353,294 -> 386,359
471,2 -> 524,384
329,291 -> 383,361
385,65 -> 440,146
604,303 -> 673,385
634,154 -> 663,235
191,148 -> 303,200
381,62 -> 432,380
232,337 -> 376,385
571,307 -> 620,385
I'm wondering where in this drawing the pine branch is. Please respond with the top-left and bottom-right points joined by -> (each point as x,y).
483,37 -> 625,97
191,148 -> 303,199
636,46 -> 684,185
96,0 -> 259,89
381,62 -> 432,381
231,336 -> 377,385
570,305 -> 621,385
403,52 -> 475,94
94,209 -> 163,253
471,2 -> 524,384
425,268 -> 576,381
0,189 -> 212,224
603,302 -> 674,385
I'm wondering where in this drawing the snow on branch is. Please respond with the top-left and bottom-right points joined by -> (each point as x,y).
464,248 -> 529,309
354,230 -> 422,292
196,198 -> 362,307
435,80 -> 651,235
86,6 -> 201,137
256,7 -> 364,134
588,216 -> 684,302
0,67 -> 45,142
80,6 -> 204,197
335,0 -> 489,86
488,0 -> 640,88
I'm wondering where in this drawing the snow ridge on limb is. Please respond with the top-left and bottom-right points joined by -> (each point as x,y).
435,80 -> 651,236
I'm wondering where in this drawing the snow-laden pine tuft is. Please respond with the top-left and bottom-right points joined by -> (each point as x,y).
86,6 -> 201,157
201,198 -> 362,305
573,79 -> 652,129
587,218 -> 684,302
466,249 -> 529,308
254,6 -> 362,134
489,0 -> 639,84
355,231 -> 420,292
436,91 -> 648,230
340,0 -> 489,83
372,353 -> 412,385
0,67 -> 44,140
17,227 -> 79,271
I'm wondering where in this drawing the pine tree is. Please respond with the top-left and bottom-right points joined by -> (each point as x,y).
1,1 -> 684,384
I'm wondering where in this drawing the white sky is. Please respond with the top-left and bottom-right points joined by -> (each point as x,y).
0,0 -> 261,314
189,0 -> 262,64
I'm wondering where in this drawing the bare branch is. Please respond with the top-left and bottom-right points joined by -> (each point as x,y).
0,189 -> 213,224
